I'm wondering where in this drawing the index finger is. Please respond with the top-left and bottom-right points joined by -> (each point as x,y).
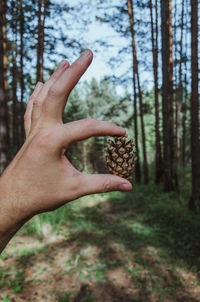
44,50 -> 93,121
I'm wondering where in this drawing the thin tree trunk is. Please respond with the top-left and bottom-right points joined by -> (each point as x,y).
176,0 -> 184,167
12,50 -> 19,148
127,0 -> 149,184
149,0 -> 162,183
161,0 -> 175,191
0,0 -> 9,173
36,0 -> 43,82
173,0 -> 179,188
82,143 -> 88,171
133,69 -> 141,183
182,73 -> 187,166
41,0 -> 47,77
182,0 -> 188,166
11,1 -> 19,149
20,0 -> 25,145
189,0 -> 200,210
36,0 -> 46,83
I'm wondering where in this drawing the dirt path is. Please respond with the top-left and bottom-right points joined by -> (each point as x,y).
0,195 -> 200,302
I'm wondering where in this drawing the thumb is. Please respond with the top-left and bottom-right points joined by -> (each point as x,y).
77,174 -> 132,196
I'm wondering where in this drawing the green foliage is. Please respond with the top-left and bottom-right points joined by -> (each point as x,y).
2,296 -> 11,302
56,291 -> 72,302
18,180 -> 200,270
82,296 -> 96,302
63,77 -> 132,173
1,181 -> 200,300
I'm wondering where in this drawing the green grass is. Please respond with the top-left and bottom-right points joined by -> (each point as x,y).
7,182 -> 200,271
1,181 -> 200,301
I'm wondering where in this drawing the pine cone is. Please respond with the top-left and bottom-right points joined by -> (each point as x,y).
105,135 -> 137,180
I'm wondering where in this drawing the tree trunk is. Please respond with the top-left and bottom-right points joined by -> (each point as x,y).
161,0 -> 175,191
127,0 -> 149,184
182,0 -> 189,166
11,1 -> 19,149
19,0 -> 25,145
182,73 -> 187,166
36,0 -> 47,83
149,0 -> 162,183
0,0 -> 9,173
133,69 -> 141,183
82,143 -> 88,171
37,0 -> 43,82
189,0 -> 200,210
12,48 -> 19,148
176,0 -> 184,167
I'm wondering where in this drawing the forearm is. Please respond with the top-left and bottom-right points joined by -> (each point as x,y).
0,175 -> 27,254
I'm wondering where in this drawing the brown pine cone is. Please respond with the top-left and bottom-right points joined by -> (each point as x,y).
105,135 -> 137,180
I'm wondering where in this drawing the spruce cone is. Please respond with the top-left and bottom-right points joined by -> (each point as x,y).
105,135 -> 137,180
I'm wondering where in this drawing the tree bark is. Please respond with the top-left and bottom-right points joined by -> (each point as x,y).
36,0 -> 47,83
19,0 -> 25,145
0,0 -> 9,173
176,0 -> 184,167
11,1 -> 19,149
182,0 -> 189,166
149,0 -> 162,183
189,0 -> 200,210
161,0 -> 175,191
37,0 -> 43,82
133,69 -> 141,183
127,0 -> 149,184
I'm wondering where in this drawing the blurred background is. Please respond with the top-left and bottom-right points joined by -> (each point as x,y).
0,0 -> 200,301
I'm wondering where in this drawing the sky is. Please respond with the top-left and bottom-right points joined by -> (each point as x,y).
52,0 -> 135,95
48,0 -> 193,96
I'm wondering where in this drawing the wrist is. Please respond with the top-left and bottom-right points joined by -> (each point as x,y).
0,173 -> 29,236
0,173 -> 31,253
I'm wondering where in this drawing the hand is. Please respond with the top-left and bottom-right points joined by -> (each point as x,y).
0,49 -> 132,251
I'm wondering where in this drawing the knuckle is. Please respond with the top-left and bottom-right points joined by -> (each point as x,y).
50,71 -> 59,80
102,176 -> 112,193
47,86 -> 60,99
33,99 -> 41,108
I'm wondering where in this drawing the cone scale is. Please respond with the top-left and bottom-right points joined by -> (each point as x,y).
105,135 -> 137,180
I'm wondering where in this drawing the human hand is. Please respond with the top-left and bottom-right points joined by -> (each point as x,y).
0,50 -> 132,249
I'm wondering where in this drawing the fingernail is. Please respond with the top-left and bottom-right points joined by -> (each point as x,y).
80,49 -> 91,59
120,127 -> 126,134
118,183 -> 131,191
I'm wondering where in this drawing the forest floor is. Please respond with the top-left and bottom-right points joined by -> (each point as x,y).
0,183 -> 200,302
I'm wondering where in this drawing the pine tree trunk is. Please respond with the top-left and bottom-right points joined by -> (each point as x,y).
127,0 -> 149,184
189,0 -> 200,210
12,49 -> 19,148
161,0 -> 175,191
82,143 -> 88,171
182,73 -> 187,166
133,69 -> 141,183
37,0 -> 43,82
176,0 -> 184,168
11,1 -> 19,149
19,0 -> 25,145
36,0 -> 46,83
0,0 -> 9,173
182,0 -> 188,166
150,0 -> 162,183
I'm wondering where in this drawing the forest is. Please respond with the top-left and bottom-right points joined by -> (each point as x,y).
0,0 -> 200,301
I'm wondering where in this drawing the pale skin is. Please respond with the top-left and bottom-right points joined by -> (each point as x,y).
0,49 -> 132,254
